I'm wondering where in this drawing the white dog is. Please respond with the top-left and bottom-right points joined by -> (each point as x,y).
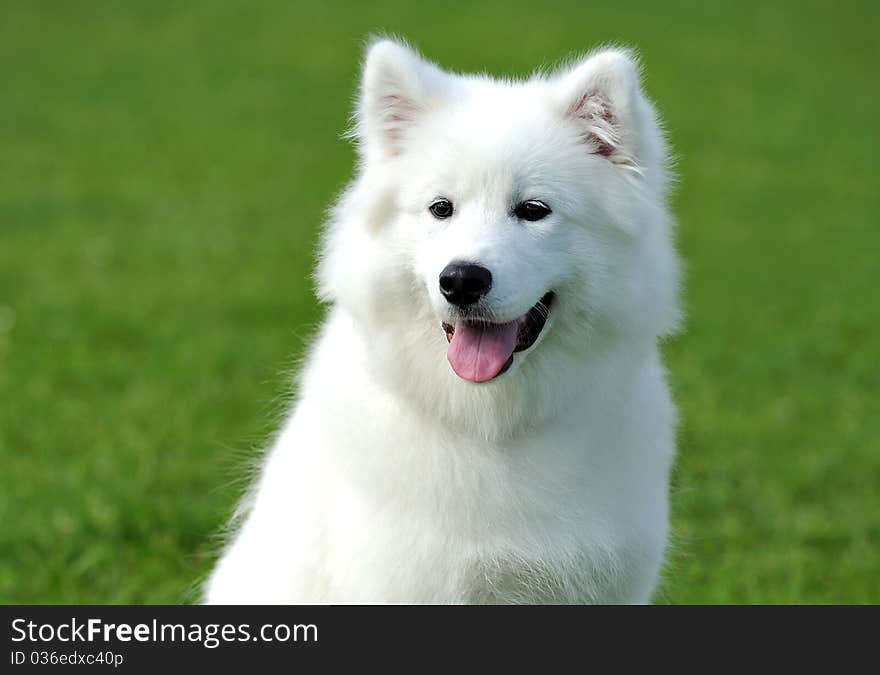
205,39 -> 680,603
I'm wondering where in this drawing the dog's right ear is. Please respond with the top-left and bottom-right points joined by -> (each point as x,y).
352,39 -> 448,160
552,48 -> 649,173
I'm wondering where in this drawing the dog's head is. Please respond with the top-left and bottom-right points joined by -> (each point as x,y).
317,40 -> 679,436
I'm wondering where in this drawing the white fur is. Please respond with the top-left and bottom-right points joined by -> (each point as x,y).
204,39 -> 680,604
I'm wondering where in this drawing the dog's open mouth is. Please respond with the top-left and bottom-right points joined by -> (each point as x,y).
442,292 -> 555,383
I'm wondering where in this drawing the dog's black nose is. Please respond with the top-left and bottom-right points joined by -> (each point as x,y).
439,262 -> 493,308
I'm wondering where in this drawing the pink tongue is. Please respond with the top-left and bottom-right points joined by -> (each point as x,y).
447,320 -> 519,382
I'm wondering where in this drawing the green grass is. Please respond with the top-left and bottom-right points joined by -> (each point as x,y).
1,0 -> 878,604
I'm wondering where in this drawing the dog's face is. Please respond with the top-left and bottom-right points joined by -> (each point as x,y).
318,41 -> 678,432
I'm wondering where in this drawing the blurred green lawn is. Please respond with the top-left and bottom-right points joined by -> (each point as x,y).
1,0 -> 878,603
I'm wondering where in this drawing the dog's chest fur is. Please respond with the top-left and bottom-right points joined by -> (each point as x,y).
206,312 -> 673,604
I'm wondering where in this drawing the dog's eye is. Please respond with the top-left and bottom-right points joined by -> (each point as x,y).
514,200 -> 552,222
429,199 -> 454,219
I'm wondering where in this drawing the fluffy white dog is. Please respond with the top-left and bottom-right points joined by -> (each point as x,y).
205,39 -> 680,603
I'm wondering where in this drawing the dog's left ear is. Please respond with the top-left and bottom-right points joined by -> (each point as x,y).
353,38 -> 449,160
553,49 -> 647,169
